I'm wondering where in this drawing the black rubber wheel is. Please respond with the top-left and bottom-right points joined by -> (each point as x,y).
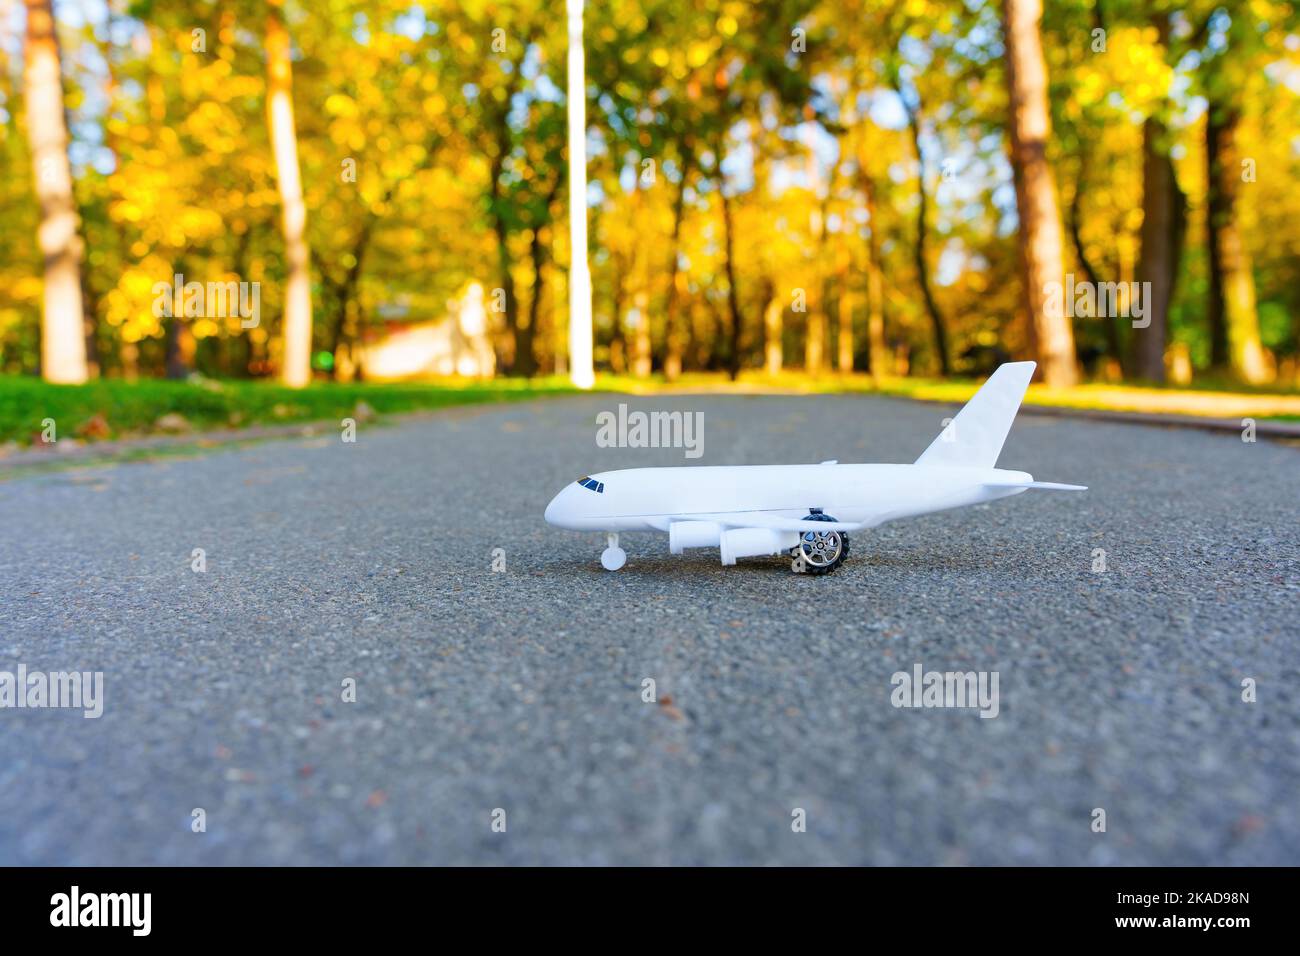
792,512 -> 850,574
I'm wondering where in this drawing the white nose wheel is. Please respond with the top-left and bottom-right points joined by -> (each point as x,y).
601,532 -> 626,571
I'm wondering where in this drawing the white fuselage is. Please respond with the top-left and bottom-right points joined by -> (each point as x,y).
544,463 -> 1031,533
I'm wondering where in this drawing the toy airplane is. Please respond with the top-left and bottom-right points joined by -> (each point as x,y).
544,361 -> 1085,573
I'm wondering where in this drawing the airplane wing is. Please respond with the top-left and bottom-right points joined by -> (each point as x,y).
667,512 -> 867,532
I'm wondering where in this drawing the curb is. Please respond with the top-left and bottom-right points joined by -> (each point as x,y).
1014,403 -> 1300,439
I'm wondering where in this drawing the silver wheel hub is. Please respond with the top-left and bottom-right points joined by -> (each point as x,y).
799,530 -> 842,567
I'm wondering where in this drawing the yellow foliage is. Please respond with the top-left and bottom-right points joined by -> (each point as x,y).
12,277 -> 43,303
688,42 -> 712,68
1075,27 -> 1173,116
326,94 -> 358,117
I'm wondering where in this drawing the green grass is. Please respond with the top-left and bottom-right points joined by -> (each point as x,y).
0,375 -> 583,445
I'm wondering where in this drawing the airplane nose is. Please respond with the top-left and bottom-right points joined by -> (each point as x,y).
544,487 -> 569,526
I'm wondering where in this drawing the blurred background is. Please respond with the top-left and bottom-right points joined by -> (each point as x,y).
1,0 -> 1298,399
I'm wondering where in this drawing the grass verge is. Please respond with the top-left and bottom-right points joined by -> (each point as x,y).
0,375 -> 583,446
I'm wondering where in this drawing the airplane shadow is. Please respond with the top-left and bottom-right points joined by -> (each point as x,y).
532,542 -> 1035,579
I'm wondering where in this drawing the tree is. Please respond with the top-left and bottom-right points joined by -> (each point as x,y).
715,133 -> 743,381
565,0 -> 593,386
1204,96 -> 1265,383
862,0 -> 993,378
803,126 -> 833,374
300,1 -> 460,381
266,0 -> 313,387
1199,6 -> 1270,383
1127,11 -> 1181,382
4,0 -> 1293,388
890,68 -> 950,376
858,162 -> 889,377
661,141 -> 693,379
23,0 -> 88,383
445,6 -> 567,377
1002,0 -> 1077,385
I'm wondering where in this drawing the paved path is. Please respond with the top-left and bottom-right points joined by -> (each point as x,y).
1,394 -> 1296,864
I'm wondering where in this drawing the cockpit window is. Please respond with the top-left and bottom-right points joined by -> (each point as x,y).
575,477 -> 604,493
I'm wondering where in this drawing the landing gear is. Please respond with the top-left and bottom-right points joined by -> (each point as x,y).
791,512 -> 850,575
601,532 -> 627,571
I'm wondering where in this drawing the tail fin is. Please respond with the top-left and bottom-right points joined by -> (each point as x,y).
915,361 -> 1035,469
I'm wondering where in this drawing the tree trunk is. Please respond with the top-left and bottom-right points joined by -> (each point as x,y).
805,293 -> 826,373
804,142 -> 829,374
1134,118 -> 1180,382
318,221 -> 373,380
861,171 -> 888,379
662,145 -> 692,381
165,251 -> 194,379
266,0 -> 313,388
164,314 -> 195,379
763,281 -> 783,374
338,260 -> 368,379
628,188 -> 651,378
521,178 -> 563,378
1204,110 -> 1228,371
607,246 -> 627,374
1205,99 -> 1266,383
1002,0 -> 1077,386
1068,151 -> 1125,376
24,0 -> 88,383
900,97 -> 949,376
519,223 -> 547,378
76,228 -> 100,377
1133,14 -> 1185,383
492,210 -> 520,374
719,185 -> 742,381
630,288 -> 651,378
835,245 -> 854,372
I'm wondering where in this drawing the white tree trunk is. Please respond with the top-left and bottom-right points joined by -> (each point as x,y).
24,0 -> 88,384
566,0 -> 594,388
267,0 -> 313,388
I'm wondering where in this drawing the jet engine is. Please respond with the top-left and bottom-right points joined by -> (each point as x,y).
668,521 -> 722,554
719,528 -> 798,566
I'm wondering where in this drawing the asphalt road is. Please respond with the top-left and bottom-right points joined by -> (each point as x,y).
1,393 -> 1297,865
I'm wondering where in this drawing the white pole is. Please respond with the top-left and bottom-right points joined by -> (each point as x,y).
566,0 -> 595,388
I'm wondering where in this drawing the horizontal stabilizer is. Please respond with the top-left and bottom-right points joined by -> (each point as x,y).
983,479 -> 1088,492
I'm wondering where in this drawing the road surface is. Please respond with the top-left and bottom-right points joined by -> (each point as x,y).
1,393 -> 1296,864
